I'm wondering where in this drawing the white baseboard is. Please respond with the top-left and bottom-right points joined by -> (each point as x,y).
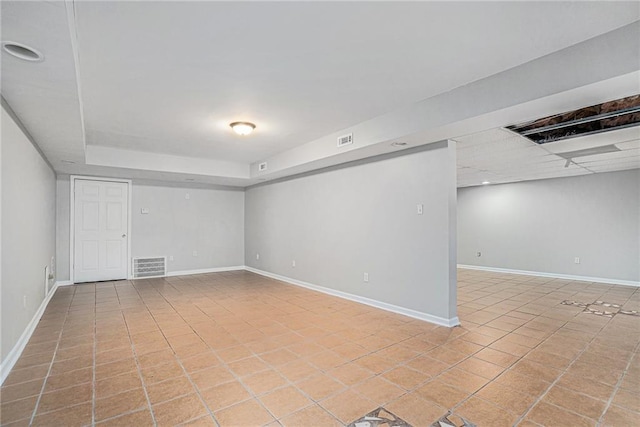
55,280 -> 73,286
458,264 -> 640,287
0,283 -> 60,385
166,266 -> 246,277
244,266 -> 460,328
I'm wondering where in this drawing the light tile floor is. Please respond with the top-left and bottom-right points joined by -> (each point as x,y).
1,269 -> 639,426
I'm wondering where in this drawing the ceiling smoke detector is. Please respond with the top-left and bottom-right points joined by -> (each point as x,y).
230,122 -> 256,136
2,41 -> 44,62
391,142 -> 408,147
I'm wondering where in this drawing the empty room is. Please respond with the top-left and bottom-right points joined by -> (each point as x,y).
1,1 -> 639,426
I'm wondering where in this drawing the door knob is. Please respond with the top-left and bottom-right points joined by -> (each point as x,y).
122,234 -> 126,238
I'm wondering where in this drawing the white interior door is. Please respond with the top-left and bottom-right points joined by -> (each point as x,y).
74,179 -> 128,282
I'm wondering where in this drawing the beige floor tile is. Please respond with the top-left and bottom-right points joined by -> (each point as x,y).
280,404 -> 342,427
153,393 -> 210,426
181,352 -> 219,373
95,370 -> 143,400
296,373 -> 346,401
602,404 -> 640,426
31,402 -> 92,427
319,389 -> 377,424
277,359 -> 320,382
95,409 -> 154,426
476,381 -> 538,415
214,399 -> 275,427
381,366 -> 429,390
527,401 -> 595,427
328,363 -> 373,386
456,356 -> 504,379
456,396 -> 519,427
37,382 -> 92,414
0,378 -> 45,403
437,368 -> 490,394
352,376 -> 406,407
259,385 -> 314,419
190,366 -> 235,390
415,379 -> 470,408
242,369 -> 288,396
0,395 -> 38,424
200,380 -> 252,411
385,393 -> 447,427
228,356 -> 270,377
146,375 -> 197,404
543,385 -> 607,421
95,387 -> 148,421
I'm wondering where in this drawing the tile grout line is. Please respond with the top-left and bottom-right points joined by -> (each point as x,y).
596,333 -> 640,425
91,286 -> 97,426
132,277 -> 225,426
446,296 -> 587,422
28,287 -> 75,426
118,280 -> 159,427
511,310 -> 614,425
147,276 -> 355,425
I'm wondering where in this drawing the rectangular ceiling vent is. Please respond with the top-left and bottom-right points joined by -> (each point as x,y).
258,162 -> 268,172
133,257 -> 166,279
506,94 -> 640,144
337,133 -> 353,147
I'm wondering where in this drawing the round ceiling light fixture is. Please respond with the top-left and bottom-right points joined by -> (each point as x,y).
2,41 -> 44,62
230,122 -> 256,136
482,181 -> 491,185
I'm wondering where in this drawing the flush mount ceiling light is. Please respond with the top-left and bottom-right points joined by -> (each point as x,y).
482,181 -> 491,185
230,122 -> 256,136
2,41 -> 44,62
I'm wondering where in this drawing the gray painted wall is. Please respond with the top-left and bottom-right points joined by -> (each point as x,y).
458,169 -> 640,282
1,106 -> 56,362
56,178 -> 244,280
245,141 -> 458,322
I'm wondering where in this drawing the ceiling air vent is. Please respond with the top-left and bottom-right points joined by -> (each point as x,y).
258,162 -> 268,172
133,257 -> 166,278
506,94 -> 640,144
337,133 -> 353,147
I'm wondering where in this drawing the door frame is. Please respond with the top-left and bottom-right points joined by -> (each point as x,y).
70,175 -> 133,283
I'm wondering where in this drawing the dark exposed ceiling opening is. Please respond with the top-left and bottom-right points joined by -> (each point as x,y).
506,94 -> 640,144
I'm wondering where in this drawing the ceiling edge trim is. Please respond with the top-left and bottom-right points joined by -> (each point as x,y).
65,0 -> 87,153
1,96 -> 55,173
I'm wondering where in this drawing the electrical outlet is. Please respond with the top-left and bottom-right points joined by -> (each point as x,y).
256,253 -> 260,260
292,260 -> 296,268
574,257 -> 580,264
417,204 -> 423,215
477,251 -> 482,257
169,255 -> 174,261
363,272 -> 369,283
192,250 -> 198,257
185,193 -> 190,200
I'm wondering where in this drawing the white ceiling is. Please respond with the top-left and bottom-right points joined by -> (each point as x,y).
1,1 -> 639,187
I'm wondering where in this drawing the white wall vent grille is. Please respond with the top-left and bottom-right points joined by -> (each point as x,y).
133,257 -> 166,278
258,162 -> 268,171
337,133 -> 353,147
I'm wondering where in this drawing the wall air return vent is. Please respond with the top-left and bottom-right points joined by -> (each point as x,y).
337,133 -> 353,147
506,94 -> 640,144
133,257 -> 166,278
